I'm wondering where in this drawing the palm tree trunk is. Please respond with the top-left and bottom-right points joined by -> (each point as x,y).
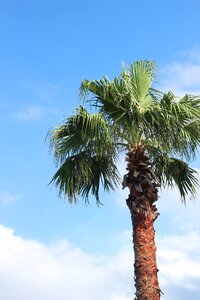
124,145 -> 161,300
131,201 -> 160,300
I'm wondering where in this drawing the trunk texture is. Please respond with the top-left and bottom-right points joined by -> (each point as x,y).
124,145 -> 161,300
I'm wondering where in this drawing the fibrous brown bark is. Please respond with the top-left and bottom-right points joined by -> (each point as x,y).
124,145 -> 161,300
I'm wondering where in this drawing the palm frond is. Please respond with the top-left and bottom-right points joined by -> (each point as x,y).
128,60 -> 157,109
50,152 -> 121,204
49,60 -> 200,204
79,61 -> 162,147
48,106 -> 115,164
80,60 -> 158,121
143,92 -> 200,160
148,147 -> 199,202
48,106 -> 122,203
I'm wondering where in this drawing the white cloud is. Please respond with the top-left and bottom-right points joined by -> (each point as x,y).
14,104 -> 43,122
0,223 -> 199,300
0,225 -> 132,300
160,48 -> 200,96
157,232 -> 200,299
0,192 -> 20,204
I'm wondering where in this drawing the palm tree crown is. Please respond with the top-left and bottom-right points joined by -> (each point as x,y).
48,60 -> 200,299
49,60 -> 200,203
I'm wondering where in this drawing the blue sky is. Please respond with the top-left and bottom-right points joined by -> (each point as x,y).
0,1 -> 200,299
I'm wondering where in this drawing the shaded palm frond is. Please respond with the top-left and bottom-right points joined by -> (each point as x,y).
50,152 -> 121,204
163,93 -> 200,160
48,106 -> 116,164
148,147 -> 199,202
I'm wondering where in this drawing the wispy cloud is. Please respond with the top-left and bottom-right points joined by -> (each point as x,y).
160,48 -> 200,96
23,80 -> 61,102
0,192 -> 20,204
14,103 -> 43,122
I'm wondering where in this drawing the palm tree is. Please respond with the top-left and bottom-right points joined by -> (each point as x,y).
48,61 -> 200,300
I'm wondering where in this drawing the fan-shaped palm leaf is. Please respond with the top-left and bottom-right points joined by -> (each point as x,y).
50,152 -> 120,204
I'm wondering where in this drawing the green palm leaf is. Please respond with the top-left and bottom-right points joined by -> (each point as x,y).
148,146 -> 199,202
50,152 -> 121,204
49,106 -> 115,164
49,60 -> 200,203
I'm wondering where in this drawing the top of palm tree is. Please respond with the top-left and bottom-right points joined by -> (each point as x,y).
48,60 -> 200,204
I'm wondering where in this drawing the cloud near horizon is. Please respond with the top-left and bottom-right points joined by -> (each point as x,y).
0,224 -> 199,300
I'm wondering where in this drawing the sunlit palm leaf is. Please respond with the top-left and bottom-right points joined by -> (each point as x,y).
49,60 -> 200,203
80,61 -> 158,131
144,92 -> 200,159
